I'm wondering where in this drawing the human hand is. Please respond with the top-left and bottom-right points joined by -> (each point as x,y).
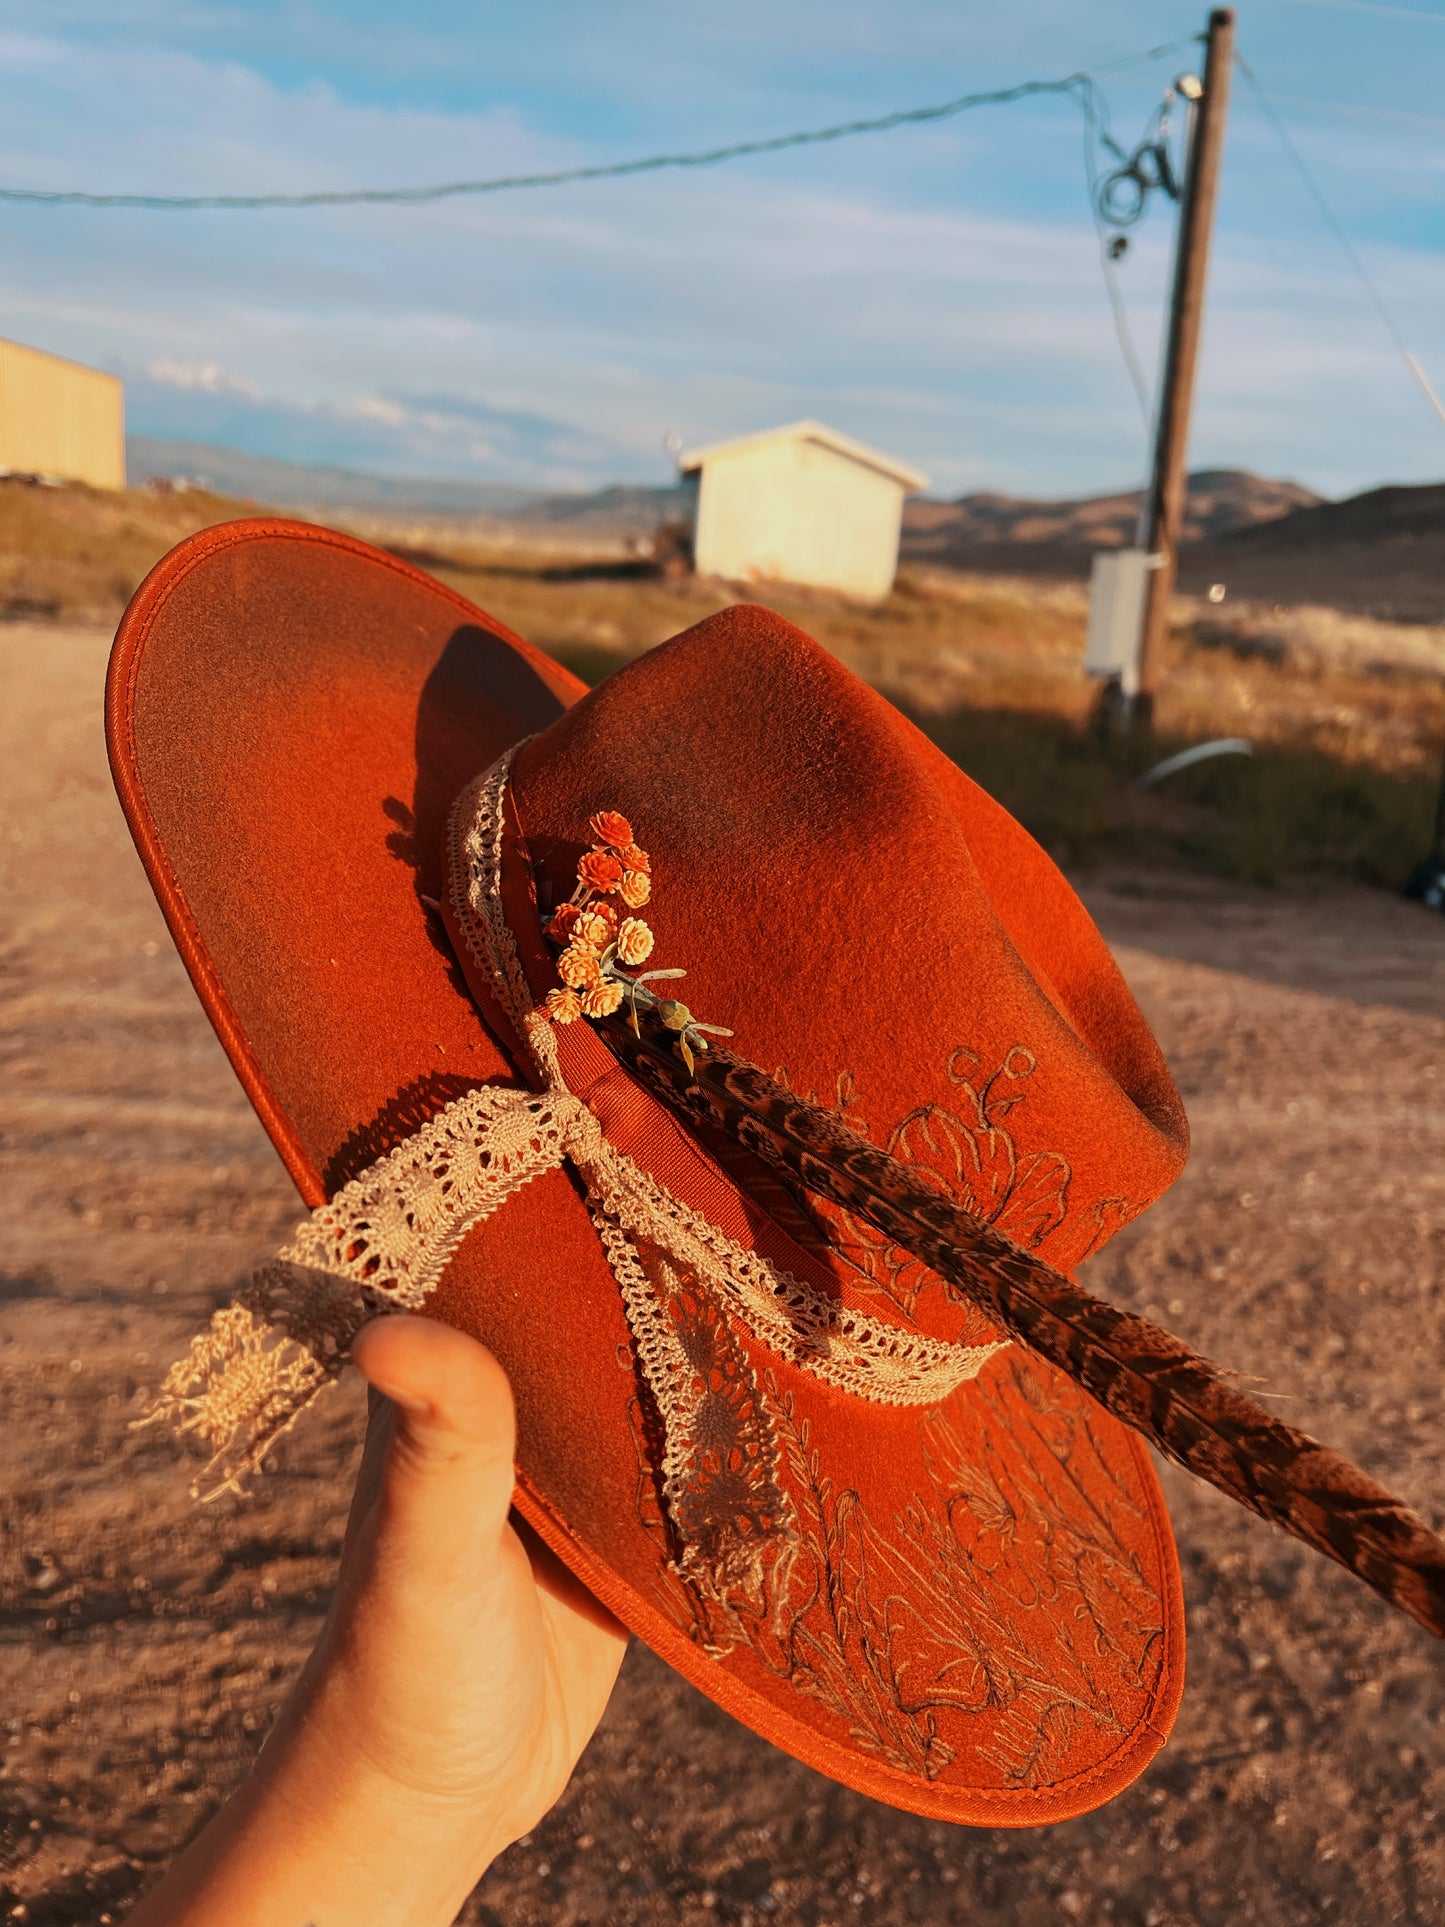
127,1315 -> 628,1927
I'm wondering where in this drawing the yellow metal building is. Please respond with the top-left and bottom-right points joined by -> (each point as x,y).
0,336 -> 125,489
680,420 -> 928,602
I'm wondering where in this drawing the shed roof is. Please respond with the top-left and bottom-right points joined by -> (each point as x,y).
0,333 -> 122,385
678,419 -> 928,493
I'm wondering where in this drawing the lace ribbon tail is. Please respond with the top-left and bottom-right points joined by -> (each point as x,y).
133,1260 -> 369,1500
136,1079 -> 584,1498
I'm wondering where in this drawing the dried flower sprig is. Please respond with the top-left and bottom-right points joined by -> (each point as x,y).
541,808 -> 731,1075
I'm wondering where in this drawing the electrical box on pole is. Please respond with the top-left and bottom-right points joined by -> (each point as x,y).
1085,550 -> 1157,695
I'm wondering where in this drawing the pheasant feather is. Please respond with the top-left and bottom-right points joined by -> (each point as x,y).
599,1008 -> 1445,1640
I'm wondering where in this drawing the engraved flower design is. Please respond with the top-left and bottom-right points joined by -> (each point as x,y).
805,1047 -> 1072,1316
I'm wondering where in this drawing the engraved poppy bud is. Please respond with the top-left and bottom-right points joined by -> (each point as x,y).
618,843 -> 650,874
577,849 -> 623,891
557,945 -> 601,990
587,810 -> 634,850
581,978 -> 624,1018
618,869 -> 651,908
544,986 -> 582,1024
573,904 -> 616,949
615,917 -> 654,966
547,902 -> 582,945
657,999 -> 691,1032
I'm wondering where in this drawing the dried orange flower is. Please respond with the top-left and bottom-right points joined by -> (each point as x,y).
618,843 -> 650,874
615,917 -> 654,966
578,849 -> 623,892
547,902 -> 582,944
588,810 -> 634,849
581,979 -> 624,1018
557,945 -> 601,990
618,869 -> 651,909
544,985 -> 582,1023
573,904 -> 616,949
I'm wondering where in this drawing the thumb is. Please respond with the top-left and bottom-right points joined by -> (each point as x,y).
350,1314 -> 519,1545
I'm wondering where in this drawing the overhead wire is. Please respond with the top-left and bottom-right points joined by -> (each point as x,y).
0,32 -> 1191,451
0,41 -> 1190,209
2,29 -> 1435,447
0,32 -> 1191,441
1076,80 -> 1186,428
1235,49 -> 1445,433
1270,0 -> 1445,24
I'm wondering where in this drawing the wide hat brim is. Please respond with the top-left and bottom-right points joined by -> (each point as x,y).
108,518 -> 1185,1826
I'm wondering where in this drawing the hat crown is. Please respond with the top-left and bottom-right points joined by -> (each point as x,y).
511,604 -> 1188,1316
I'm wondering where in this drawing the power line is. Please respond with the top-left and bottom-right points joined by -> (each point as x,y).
1077,83 -> 1159,426
0,35 -> 1188,448
1099,242 -> 1155,427
1076,73 -> 1192,432
1269,88 -> 1445,128
0,43 -> 1189,210
1271,0 -> 1445,24
1235,50 -> 1445,433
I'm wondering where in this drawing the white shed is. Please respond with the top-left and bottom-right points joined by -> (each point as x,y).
679,420 -> 928,602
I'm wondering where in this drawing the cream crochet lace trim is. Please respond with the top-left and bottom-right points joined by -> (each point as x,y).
141,747 -> 1006,1576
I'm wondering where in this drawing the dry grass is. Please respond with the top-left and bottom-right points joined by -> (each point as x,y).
4,477 -> 1441,890
0,477 -> 262,620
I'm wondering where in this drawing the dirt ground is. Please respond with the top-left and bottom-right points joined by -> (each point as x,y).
2,621 -> 1443,1927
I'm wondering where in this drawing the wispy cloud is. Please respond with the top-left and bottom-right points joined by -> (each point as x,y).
147,355 -> 259,396
126,362 -> 617,486
0,11 -> 1440,495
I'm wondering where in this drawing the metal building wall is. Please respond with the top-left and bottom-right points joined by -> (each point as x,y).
0,338 -> 126,489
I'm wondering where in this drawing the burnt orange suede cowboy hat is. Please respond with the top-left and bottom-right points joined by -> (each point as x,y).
106,519 -> 1445,1830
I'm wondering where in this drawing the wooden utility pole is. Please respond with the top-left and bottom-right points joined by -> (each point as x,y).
1134,6 -> 1236,716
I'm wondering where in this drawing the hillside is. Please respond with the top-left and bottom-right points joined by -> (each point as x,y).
126,439 -> 688,530
1222,479 -> 1445,552
509,480 -> 694,532
1178,479 -> 1445,621
63,444 -> 1445,623
126,439 -> 542,517
901,468 -> 1445,621
129,442 -> 1315,549
902,468 -> 1322,572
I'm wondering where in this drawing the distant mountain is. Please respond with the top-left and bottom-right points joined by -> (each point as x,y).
1178,479 -> 1445,621
120,440 -> 1442,617
1214,479 -> 1445,553
125,439 -> 544,516
125,446 -> 1320,551
903,469 -> 1323,570
512,481 -> 695,532
125,439 -> 695,532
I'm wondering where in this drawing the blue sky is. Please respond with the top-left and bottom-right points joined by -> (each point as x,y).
0,1 -> 1442,497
